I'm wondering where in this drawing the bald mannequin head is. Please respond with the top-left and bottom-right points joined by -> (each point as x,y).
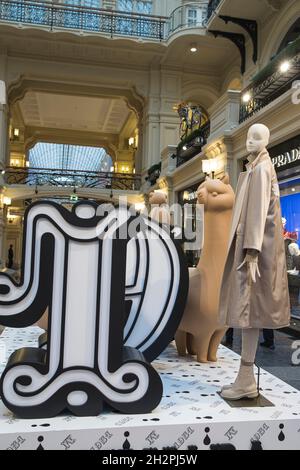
246,123 -> 270,155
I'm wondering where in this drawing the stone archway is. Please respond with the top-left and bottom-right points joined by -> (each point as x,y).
7,76 -> 145,174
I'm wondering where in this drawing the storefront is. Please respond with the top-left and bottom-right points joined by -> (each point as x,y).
269,135 -> 300,319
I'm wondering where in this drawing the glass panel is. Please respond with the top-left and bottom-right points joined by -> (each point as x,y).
29,143 -> 112,172
117,0 -> 134,12
187,9 -> 197,27
280,192 -> 300,319
116,1 -> 153,37
117,1 -> 152,14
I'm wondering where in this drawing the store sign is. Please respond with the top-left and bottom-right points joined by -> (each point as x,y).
271,146 -> 300,169
0,201 -> 188,419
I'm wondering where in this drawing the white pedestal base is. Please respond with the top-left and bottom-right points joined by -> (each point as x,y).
0,327 -> 300,450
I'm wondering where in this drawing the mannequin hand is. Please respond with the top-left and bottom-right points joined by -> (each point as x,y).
237,250 -> 260,283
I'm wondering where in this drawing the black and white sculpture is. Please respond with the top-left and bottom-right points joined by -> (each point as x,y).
0,201 -> 188,418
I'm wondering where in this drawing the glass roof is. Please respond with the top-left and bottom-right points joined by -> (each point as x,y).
29,143 -> 113,172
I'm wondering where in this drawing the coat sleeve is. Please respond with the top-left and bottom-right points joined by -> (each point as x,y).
243,162 -> 272,253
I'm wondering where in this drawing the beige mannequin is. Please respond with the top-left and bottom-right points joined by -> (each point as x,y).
149,191 -> 171,225
175,175 -> 235,362
220,124 -> 290,400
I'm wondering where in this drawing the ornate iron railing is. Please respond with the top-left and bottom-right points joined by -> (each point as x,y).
207,0 -> 221,21
4,166 -> 141,191
239,51 -> 300,123
167,2 -> 208,35
145,162 -> 161,186
0,0 -> 166,40
176,120 -> 211,168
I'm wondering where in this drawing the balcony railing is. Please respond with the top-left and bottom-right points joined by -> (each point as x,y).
175,120 -> 211,168
4,166 -> 141,191
0,0 -> 166,40
167,2 -> 208,36
207,0 -> 221,21
239,50 -> 300,123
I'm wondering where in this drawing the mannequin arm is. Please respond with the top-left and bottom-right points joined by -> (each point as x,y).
237,249 -> 260,283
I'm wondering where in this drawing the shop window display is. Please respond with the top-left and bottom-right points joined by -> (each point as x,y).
281,196 -> 300,319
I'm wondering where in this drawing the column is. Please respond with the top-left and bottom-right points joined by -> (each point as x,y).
0,80 -> 8,168
142,67 -> 161,172
159,69 -> 181,151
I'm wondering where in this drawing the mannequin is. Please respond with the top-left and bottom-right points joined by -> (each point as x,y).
219,123 -> 290,400
288,242 -> 300,257
175,175 -> 234,362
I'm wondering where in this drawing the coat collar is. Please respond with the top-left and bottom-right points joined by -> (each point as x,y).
245,149 -> 269,172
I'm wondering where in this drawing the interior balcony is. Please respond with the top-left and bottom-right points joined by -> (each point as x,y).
207,0 -> 275,25
239,37 -> 300,123
0,0 -> 209,42
1,166 -> 142,206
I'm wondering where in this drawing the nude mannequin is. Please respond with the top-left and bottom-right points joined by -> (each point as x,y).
220,123 -> 290,400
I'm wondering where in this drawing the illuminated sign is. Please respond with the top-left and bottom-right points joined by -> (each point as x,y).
271,146 -> 300,169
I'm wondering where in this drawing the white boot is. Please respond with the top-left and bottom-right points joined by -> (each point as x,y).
221,360 -> 258,400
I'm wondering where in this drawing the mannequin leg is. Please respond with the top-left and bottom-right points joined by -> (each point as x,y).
241,328 -> 260,363
221,328 -> 259,400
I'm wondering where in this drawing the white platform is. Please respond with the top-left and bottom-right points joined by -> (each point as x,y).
0,327 -> 300,450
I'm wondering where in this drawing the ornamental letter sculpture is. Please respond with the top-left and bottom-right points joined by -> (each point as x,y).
0,201 -> 188,418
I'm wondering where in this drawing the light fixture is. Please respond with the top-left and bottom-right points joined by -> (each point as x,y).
110,166 -> 115,173
128,137 -> 135,147
1,170 -> 5,175
3,196 -> 11,206
292,188 -> 296,192
242,92 -> 251,103
202,159 -> 210,174
26,161 -> 30,168
202,159 -> 218,178
182,145 -> 187,151
183,190 -> 190,201
280,61 -> 290,73
209,159 -> 218,173
190,43 -> 197,53
7,211 -> 18,224
13,128 -> 20,137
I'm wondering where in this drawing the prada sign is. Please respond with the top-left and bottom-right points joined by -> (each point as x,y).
271,145 -> 300,169
0,201 -> 188,419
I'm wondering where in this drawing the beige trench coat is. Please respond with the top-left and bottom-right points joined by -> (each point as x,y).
219,150 -> 290,329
